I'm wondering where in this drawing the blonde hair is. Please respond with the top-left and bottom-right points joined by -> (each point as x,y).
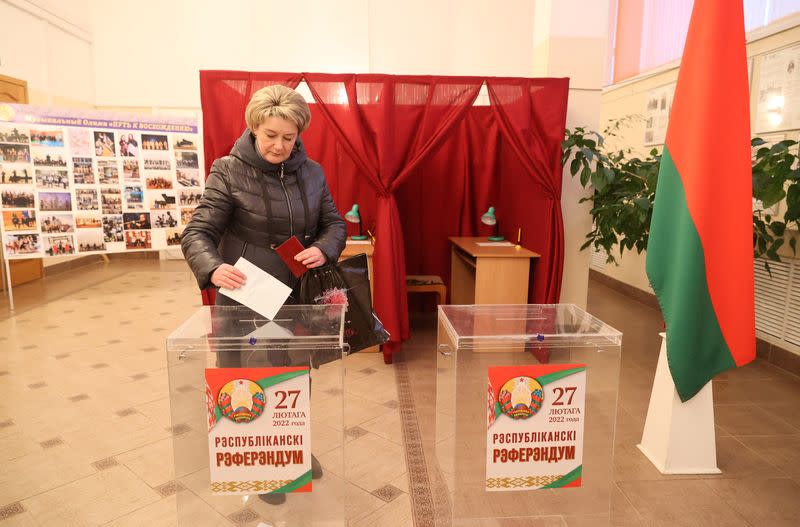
245,85 -> 311,133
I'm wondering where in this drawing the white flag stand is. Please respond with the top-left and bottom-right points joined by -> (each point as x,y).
637,333 -> 720,474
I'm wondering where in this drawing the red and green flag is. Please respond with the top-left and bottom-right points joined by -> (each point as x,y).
646,0 -> 755,402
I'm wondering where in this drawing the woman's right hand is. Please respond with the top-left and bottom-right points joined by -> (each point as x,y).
211,264 -> 247,289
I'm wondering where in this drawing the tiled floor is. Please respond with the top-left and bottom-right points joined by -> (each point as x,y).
400,283 -> 800,526
0,261 -> 412,526
1,260 -> 800,526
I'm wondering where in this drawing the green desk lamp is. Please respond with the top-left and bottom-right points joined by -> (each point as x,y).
481,206 -> 505,241
345,204 -> 369,240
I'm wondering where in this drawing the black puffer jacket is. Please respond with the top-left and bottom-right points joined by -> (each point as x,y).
181,130 -> 346,297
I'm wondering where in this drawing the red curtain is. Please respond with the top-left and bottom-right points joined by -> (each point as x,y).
487,78 -> 570,302
304,74 -> 483,361
197,72 -> 569,363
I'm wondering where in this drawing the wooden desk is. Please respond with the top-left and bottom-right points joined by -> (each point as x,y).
339,240 -> 377,353
449,237 -> 539,305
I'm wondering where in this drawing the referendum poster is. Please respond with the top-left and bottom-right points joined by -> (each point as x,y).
486,364 -> 586,491
205,367 -> 312,495
0,103 -> 203,259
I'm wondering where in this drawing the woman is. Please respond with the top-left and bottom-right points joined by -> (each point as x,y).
181,84 -> 346,301
182,84 -> 344,502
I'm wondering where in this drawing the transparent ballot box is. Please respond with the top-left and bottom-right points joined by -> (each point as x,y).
435,304 -> 622,526
167,305 -> 346,527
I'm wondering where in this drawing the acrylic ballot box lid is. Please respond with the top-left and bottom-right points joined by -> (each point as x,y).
438,304 -> 622,350
167,305 -> 345,351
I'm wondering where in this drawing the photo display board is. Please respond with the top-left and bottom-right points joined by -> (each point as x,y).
0,104 -> 203,259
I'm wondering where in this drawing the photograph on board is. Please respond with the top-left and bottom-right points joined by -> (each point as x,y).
35,169 -> 69,190
30,129 -> 65,148
77,229 -> 106,252
2,210 -> 36,231
40,213 -> 75,234
76,189 -> 100,211
0,166 -> 32,185
72,157 -> 95,185
0,125 -> 29,144
142,134 -> 169,151
44,234 -> 75,255
0,144 -> 31,163
39,192 -> 72,212
94,131 -> 116,157
4,233 -> 41,255
1,189 -> 35,208
33,151 -> 67,167
101,187 -> 123,214
102,214 -> 124,242
125,229 -> 151,250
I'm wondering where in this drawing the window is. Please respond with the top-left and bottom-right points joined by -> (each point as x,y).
608,0 -> 800,85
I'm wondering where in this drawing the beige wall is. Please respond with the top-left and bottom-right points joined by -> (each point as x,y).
0,1 -> 93,106
532,1 -> 612,309
89,0 -> 538,109
597,21 -> 800,294
0,1 -> 95,268
87,0 -> 608,302
2,0 -> 614,296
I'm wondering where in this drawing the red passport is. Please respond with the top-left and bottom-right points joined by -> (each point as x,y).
275,236 -> 309,277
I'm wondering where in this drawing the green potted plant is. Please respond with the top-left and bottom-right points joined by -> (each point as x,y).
562,120 -> 800,267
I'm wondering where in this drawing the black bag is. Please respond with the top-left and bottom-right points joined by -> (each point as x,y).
299,253 -> 390,353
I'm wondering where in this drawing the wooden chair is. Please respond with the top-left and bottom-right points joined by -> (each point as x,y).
406,275 -> 447,305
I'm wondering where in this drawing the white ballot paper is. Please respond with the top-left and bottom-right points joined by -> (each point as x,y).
476,241 -> 515,247
217,257 -> 292,320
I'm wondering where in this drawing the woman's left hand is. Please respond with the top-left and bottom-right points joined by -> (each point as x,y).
295,246 -> 327,268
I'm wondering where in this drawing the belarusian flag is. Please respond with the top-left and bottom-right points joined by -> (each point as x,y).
646,0 -> 755,402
